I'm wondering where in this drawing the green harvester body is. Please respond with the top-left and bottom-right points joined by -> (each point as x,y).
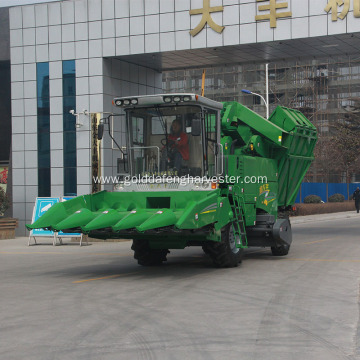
27,94 -> 317,266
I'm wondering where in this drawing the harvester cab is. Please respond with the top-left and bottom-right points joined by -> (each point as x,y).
27,93 -> 317,268
112,94 -> 224,187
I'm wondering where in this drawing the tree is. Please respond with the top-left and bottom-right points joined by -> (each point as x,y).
0,187 -> 9,216
332,100 -> 360,182
311,134 -> 342,182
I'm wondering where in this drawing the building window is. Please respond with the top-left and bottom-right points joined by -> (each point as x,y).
63,60 -> 77,196
0,61 -> 11,163
36,62 -> 50,197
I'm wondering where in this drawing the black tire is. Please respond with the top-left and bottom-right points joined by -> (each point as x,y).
203,224 -> 243,268
202,246 -> 211,255
271,244 -> 290,256
131,239 -> 169,266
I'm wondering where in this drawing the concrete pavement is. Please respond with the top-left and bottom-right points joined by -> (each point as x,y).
0,214 -> 360,359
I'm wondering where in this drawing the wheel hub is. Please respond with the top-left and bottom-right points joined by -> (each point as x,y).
229,226 -> 240,254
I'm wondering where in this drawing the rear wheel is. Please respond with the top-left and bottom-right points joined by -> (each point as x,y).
203,224 -> 243,268
131,239 -> 169,266
271,244 -> 290,256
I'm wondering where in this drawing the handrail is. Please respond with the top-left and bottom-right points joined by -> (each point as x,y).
217,143 -> 224,176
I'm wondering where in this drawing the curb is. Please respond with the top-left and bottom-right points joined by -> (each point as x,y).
290,211 -> 359,225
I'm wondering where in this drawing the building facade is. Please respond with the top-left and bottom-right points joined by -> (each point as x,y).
9,0 -> 360,234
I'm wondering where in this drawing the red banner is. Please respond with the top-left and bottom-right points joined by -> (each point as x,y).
0,167 -> 8,193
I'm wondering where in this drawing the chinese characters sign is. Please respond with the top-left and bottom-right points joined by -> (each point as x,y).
91,114 -> 101,193
189,0 -> 224,36
255,0 -> 292,28
189,0 -> 360,35
189,0 -> 293,33
325,0 -> 360,21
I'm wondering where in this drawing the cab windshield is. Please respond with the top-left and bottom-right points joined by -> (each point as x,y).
126,105 -> 217,178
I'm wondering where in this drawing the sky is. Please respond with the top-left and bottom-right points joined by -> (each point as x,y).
0,0 -> 61,8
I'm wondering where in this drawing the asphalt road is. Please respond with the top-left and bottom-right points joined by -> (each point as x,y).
1,216 -> 360,360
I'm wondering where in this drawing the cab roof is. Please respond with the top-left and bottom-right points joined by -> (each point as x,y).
113,93 -> 224,111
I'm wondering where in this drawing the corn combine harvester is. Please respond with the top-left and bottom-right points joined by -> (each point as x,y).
27,94 -> 317,267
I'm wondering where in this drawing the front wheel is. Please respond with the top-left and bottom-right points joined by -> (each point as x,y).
131,239 -> 169,266
271,244 -> 290,256
203,224 -> 243,268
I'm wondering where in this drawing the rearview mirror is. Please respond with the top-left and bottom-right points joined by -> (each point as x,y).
191,118 -> 201,136
97,123 -> 104,140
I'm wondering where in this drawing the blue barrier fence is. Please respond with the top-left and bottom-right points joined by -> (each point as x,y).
295,183 -> 360,203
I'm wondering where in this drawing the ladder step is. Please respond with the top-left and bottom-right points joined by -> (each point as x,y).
234,233 -> 246,237
232,194 -> 248,248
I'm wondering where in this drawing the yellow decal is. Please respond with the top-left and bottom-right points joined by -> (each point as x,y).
200,210 -> 217,215
259,184 -> 269,195
264,198 -> 275,206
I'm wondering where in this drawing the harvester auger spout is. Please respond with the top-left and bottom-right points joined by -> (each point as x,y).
27,93 -> 317,267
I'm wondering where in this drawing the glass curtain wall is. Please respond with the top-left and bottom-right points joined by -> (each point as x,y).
36,62 -> 50,196
163,55 -> 360,182
0,61 -> 11,163
163,55 -> 360,132
62,60 -> 77,196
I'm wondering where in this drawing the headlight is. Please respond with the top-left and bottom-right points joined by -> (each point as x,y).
123,99 -> 130,105
183,95 -> 191,102
202,182 -> 209,189
163,96 -> 172,103
115,99 -> 122,106
131,99 -> 138,105
173,96 -> 181,103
